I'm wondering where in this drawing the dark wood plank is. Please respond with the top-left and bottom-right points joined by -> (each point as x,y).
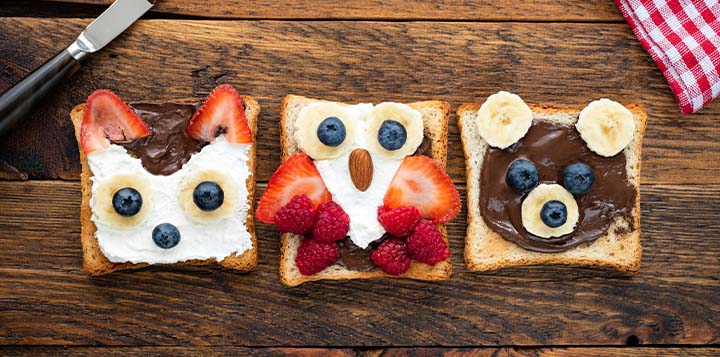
0,19 -> 718,184
43,0 -> 624,21
0,181 -> 718,346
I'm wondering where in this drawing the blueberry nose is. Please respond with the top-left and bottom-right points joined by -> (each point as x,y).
152,223 -> 181,249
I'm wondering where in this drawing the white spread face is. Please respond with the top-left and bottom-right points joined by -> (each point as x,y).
293,102 -> 424,248
87,136 -> 253,264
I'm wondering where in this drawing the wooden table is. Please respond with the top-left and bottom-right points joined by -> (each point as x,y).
1,1 -> 719,355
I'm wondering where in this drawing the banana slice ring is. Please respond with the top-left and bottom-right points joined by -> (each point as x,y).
521,184 -> 579,238
576,98 -> 635,157
294,102 -> 356,160
93,174 -> 152,229
180,169 -> 238,223
477,91 -> 533,149
365,102 -> 423,159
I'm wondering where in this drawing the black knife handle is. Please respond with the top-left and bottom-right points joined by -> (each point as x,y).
0,49 -> 81,137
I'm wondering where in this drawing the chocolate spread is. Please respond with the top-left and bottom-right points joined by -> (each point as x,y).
479,120 -> 635,252
118,102 -> 205,176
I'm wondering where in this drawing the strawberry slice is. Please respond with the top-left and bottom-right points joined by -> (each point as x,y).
186,84 -> 252,144
383,155 -> 460,224
80,90 -> 150,154
256,153 -> 332,223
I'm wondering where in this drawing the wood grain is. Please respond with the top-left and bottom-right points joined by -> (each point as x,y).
43,0 -> 624,21
0,19 -> 718,184
1,181 -> 718,346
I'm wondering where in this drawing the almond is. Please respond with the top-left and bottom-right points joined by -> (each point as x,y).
349,148 -> 373,192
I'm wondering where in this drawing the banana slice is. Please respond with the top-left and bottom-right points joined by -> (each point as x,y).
366,102 -> 423,159
294,102 -> 356,160
93,174 -> 151,229
179,169 -> 238,223
576,99 -> 635,157
477,91 -> 533,149
521,184 -> 579,238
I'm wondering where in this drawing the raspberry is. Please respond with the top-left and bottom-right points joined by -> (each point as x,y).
313,201 -> 350,242
274,194 -> 314,234
406,220 -> 449,266
371,238 -> 411,276
295,238 -> 340,275
377,205 -> 420,237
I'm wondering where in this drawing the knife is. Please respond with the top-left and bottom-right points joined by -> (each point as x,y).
0,0 -> 154,137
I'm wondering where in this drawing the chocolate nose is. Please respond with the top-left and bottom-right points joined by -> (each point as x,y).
349,148 -> 373,192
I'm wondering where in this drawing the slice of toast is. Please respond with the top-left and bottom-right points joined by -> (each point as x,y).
71,96 -> 260,276
278,95 -> 453,286
458,102 -> 647,274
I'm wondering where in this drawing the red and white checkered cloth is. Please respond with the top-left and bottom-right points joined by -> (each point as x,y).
616,0 -> 720,114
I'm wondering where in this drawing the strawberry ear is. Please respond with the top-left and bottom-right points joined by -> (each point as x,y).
186,84 -> 252,144
80,90 -> 150,154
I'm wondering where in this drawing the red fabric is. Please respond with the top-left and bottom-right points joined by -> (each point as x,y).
616,0 -> 720,114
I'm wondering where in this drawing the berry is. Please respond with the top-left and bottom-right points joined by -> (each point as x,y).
506,159 -> 539,194
112,187 -> 143,216
406,220 -> 450,266
377,205 -> 420,237
384,155 -> 460,224
274,195 -> 315,234
152,223 -> 181,249
317,116 -> 346,147
295,238 -> 340,275
193,181 -> 224,211
371,238 -> 411,276
186,84 -> 252,144
256,153 -> 332,223
313,201 -> 350,242
563,163 -> 595,194
377,120 -> 407,151
80,90 -> 150,154
540,200 -> 567,228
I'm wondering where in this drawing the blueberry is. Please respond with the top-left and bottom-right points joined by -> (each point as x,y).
317,116 -> 346,147
563,163 -> 595,194
193,181 -> 224,211
505,159 -> 539,194
152,223 -> 180,249
112,187 -> 142,216
540,200 -> 567,228
377,120 -> 407,151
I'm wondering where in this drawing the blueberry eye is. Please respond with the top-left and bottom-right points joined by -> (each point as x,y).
506,159 -> 539,194
112,187 -> 142,216
378,120 -> 407,151
152,223 -> 181,249
540,200 -> 567,228
317,116 -> 346,147
563,163 -> 595,194
193,181 -> 224,211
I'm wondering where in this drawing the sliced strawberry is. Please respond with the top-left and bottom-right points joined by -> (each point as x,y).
186,84 -> 252,144
383,155 -> 460,224
80,90 -> 150,154
256,153 -> 332,223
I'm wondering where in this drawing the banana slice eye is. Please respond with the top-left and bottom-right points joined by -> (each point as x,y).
94,175 -> 151,229
294,102 -> 356,159
180,169 -> 238,223
366,102 -> 423,159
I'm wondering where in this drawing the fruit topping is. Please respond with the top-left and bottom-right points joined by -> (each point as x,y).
563,163 -> 595,195
186,84 -> 252,144
274,194 -> 315,235
256,153 -> 332,223
406,220 -> 449,266
576,98 -> 635,157
377,120 -> 407,151
295,238 -> 340,275
80,90 -> 150,154
366,102 -> 423,159
384,155 -> 460,224
193,181 -> 224,212
540,200 -> 568,228
313,201 -> 350,242
476,91 -> 533,149
112,187 -> 143,217
521,183 -> 579,238
377,205 -> 420,237
370,238 -> 411,276
316,116 -> 346,147
152,223 -> 181,249
294,102 -> 355,159
506,159 -> 539,194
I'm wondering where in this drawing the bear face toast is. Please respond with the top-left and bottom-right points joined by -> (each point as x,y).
71,85 -> 259,275
459,92 -> 646,273
257,95 -> 460,286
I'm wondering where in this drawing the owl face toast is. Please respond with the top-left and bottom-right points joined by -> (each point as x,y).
71,85 -> 259,275
258,95 -> 459,286
459,91 -> 646,273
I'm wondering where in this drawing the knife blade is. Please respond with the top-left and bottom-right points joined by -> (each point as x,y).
0,0 -> 155,137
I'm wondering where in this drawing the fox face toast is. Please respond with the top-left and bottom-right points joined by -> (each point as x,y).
258,95 -> 460,286
71,85 -> 259,275
459,92 -> 646,273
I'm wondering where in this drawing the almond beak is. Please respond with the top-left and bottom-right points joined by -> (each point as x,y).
349,148 -> 373,192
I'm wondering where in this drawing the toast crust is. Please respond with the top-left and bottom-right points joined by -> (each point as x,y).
71,96 -> 260,276
278,95 -> 452,286
458,102 -> 647,274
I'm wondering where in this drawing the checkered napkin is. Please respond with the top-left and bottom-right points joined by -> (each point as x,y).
616,0 -> 720,114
